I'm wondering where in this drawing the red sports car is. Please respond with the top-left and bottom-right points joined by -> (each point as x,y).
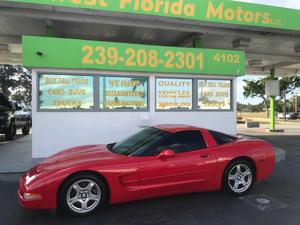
18,125 -> 275,215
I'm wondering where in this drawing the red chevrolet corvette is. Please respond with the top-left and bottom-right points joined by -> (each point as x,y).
18,125 -> 275,215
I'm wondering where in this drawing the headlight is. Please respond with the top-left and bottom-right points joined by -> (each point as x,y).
23,193 -> 42,201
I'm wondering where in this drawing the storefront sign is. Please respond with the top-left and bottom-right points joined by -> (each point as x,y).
39,74 -> 94,110
156,78 -> 193,110
8,0 -> 300,31
100,76 -> 148,110
23,36 -> 245,76
198,79 -> 231,110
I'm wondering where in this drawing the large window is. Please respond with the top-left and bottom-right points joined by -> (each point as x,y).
100,76 -> 148,110
39,74 -> 94,110
156,78 -> 193,111
197,79 -> 231,110
38,74 -> 232,112
156,78 -> 232,111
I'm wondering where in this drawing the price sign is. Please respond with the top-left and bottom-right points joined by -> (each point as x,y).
156,78 -> 193,110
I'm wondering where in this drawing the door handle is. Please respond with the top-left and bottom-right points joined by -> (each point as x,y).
200,154 -> 210,158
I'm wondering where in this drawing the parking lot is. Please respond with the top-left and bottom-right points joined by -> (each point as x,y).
1,0 -> 300,224
0,132 -> 300,225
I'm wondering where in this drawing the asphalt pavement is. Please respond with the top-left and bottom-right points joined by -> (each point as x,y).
0,134 -> 300,225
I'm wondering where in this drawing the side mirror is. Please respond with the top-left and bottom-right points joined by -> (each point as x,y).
157,149 -> 175,160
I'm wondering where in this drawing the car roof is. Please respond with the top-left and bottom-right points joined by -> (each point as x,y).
153,124 -> 202,133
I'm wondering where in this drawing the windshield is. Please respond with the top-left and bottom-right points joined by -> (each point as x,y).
0,93 -> 12,112
110,127 -> 170,156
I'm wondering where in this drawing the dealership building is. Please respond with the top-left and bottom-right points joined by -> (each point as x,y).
0,0 -> 299,158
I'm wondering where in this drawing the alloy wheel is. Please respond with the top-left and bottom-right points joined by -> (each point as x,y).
66,179 -> 101,214
227,164 -> 252,193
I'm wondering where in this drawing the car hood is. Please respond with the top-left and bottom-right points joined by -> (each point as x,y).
34,144 -> 123,172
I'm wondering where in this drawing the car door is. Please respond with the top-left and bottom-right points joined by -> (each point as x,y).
138,130 -> 217,199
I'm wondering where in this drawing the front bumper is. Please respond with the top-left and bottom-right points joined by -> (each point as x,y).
18,168 -> 59,210
18,174 -> 46,209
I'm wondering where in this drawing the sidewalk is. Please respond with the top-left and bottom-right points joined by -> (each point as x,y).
237,123 -> 300,136
0,132 -> 34,173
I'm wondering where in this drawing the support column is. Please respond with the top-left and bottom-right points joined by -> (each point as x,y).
269,68 -> 276,131
193,38 -> 201,48
46,26 -> 56,37
193,37 -> 201,112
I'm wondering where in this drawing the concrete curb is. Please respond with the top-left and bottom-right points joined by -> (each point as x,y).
273,147 -> 286,164
0,173 -> 23,182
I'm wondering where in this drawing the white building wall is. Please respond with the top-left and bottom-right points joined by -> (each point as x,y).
32,69 -> 237,158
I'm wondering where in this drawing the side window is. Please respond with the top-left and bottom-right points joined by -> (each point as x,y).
15,103 -> 21,111
209,130 -> 237,145
159,131 -> 206,154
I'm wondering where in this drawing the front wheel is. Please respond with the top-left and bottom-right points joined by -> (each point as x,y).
58,174 -> 108,216
222,160 -> 255,196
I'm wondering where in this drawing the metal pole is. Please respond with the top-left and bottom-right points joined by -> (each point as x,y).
284,93 -> 287,121
270,68 -> 276,131
46,26 -> 56,37
193,38 -> 201,48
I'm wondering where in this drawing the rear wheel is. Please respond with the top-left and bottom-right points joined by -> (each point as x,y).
5,121 -> 16,140
58,174 -> 108,216
223,160 -> 255,196
22,122 -> 30,135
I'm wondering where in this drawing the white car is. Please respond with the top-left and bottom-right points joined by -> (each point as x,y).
278,113 -> 298,120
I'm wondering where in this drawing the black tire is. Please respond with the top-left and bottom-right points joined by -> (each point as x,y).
57,173 -> 108,216
22,122 -> 30,135
222,159 -> 255,196
5,121 -> 16,140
